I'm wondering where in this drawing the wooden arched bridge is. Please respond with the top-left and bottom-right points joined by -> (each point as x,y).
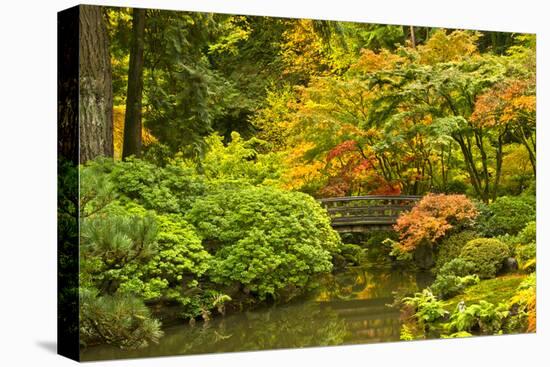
319,195 -> 421,233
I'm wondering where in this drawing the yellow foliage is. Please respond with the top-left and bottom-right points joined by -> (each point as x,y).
281,19 -> 331,80
113,105 -> 157,160
510,274 -> 536,332
280,142 -> 325,191
418,30 -> 479,64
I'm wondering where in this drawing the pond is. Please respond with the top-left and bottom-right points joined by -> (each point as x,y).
81,263 -> 433,361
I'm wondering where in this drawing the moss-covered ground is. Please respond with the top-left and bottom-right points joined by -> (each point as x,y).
443,273 -> 527,312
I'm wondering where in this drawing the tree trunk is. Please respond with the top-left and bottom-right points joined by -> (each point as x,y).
409,26 -> 416,49
79,5 -> 113,163
58,7 -> 79,164
122,8 -> 146,159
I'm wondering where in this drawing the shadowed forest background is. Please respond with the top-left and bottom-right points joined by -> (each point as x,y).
57,5 -> 536,359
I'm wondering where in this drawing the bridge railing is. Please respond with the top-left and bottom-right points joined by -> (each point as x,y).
319,195 -> 421,227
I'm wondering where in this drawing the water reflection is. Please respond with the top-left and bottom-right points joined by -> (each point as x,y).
81,265 -> 430,361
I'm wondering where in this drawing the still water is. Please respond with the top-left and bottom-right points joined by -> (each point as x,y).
81,265 -> 432,361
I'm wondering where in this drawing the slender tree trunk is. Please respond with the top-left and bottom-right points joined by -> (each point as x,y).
122,8 -> 146,159
409,26 -> 416,49
493,133 -> 504,201
517,125 -> 536,177
79,5 -> 113,163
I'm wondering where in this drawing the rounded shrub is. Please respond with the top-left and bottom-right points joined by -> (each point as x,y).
459,238 -> 510,278
186,185 -> 341,300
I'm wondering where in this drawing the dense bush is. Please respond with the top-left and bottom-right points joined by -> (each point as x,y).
333,243 -> 365,268
438,258 -> 478,277
479,195 -> 535,236
186,185 -> 341,300
460,238 -> 510,278
394,194 -> 478,252
431,258 -> 479,299
431,274 -> 479,299
201,133 -> 284,186
434,231 -> 478,272
108,158 -> 206,214
117,211 -> 213,311
364,230 -> 399,247
82,201 -> 218,319
80,289 -> 163,349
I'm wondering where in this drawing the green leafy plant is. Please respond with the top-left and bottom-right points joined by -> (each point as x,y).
447,301 -> 509,334
403,289 -> 447,324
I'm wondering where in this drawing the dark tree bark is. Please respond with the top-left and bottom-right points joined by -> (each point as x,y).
122,8 -> 146,159
79,5 -> 113,163
58,7 -> 79,165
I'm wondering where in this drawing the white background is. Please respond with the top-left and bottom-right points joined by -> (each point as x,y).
0,0 -> 548,365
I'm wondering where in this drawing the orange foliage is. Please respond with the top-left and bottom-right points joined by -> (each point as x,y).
281,141 -> 324,191
350,49 -> 406,74
394,194 -> 478,252
472,79 -> 535,128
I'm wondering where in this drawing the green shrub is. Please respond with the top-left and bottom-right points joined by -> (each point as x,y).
438,258 -> 477,277
109,157 -> 206,214
365,231 -> 398,247
431,274 -> 479,299
516,243 -> 536,263
201,133 -> 284,186
339,243 -> 365,265
434,231 -> 478,272
186,185 -> 341,300
80,289 -> 163,349
480,195 -> 535,236
460,238 -> 510,278
118,212 -> 212,307
518,221 -> 536,245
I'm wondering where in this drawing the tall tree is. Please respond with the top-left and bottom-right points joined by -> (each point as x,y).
122,8 -> 146,159
79,5 -> 113,163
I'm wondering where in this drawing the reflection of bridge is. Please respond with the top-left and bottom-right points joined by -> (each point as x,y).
319,195 -> 421,233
